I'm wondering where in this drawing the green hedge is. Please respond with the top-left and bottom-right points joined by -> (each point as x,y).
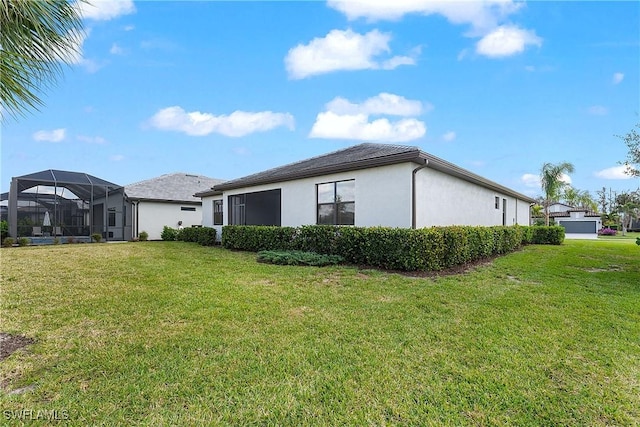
222,225 -> 564,271
162,226 -> 217,246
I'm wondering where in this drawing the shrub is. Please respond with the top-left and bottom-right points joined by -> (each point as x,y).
636,237 -> 640,246
257,250 -> 343,267
0,220 -> 9,240
166,226 -> 217,246
530,226 -> 565,245
66,236 -> 76,244
223,225 -> 548,272
161,226 -> 178,241
18,237 -> 30,247
91,233 -> 102,243
196,227 -> 217,246
53,237 -> 60,245
3,237 -> 15,247
598,227 -> 617,236
138,231 -> 149,241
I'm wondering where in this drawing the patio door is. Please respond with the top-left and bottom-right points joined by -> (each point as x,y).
93,203 -> 104,235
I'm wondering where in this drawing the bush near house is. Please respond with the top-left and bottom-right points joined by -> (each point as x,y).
161,226 -> 178,241
163,226 -> 217,246
0,220 -> 9,239
222,225 -> 565,272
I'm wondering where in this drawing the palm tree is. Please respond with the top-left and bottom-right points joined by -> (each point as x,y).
540,161 -> 575,226
615,191 -> 640,236
0,0 -> 85,118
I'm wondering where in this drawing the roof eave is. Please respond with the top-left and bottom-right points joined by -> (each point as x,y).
213,151 -> 423,192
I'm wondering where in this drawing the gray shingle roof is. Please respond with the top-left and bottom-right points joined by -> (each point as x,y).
125,173 -> 224,203
213,143 -> 421,191
211,143 -> 536,203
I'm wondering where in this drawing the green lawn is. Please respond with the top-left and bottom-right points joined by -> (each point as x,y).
598,231 -> 640,240
1,240 -> 638,426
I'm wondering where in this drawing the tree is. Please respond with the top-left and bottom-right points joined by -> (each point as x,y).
618,122 -> 640,177
563,187 -> 597,211
540,161 -> 575,226
0,0 -> 85,118
615,191 -> 640,235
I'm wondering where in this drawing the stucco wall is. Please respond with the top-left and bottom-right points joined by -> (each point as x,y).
209,163 -> 414,229
415,167 -> 531,227
201,162 -> 532,232
200,196 -> 223,238
134,201 -> 202,240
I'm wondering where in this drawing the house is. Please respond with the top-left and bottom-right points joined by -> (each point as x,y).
196,143 -> 535,237
540,202 -> 602,236
126,173 -> 224,240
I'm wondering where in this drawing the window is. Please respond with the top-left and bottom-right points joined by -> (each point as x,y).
181,206 -> 196,212
108,211 -> 116,227
228,190 -> 281,226
317,180 -> 355,225
213,200 -> 223,225
229,194 -> 245,225
495,196 -> 500,209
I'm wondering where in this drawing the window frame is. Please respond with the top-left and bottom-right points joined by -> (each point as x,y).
213,200 -> 223,225
316,179 -> 355,226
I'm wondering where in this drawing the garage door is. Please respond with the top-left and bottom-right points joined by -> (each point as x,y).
559,221 -> 596,233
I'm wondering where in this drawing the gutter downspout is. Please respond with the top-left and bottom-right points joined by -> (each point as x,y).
412,159 -> 429,229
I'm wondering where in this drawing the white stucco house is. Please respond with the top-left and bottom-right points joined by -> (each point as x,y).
545,203 -> 602,237
196,143 -> 535,238
126,173 -> 223,240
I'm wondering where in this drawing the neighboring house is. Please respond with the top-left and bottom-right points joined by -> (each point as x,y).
549,207 -> 602,235
196,143 -> 535,237
547,202 -> 575,213
126,173 -> 223,240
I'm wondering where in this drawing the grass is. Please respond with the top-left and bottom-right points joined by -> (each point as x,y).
1,240 -> 638,426
598,231 -> 640,240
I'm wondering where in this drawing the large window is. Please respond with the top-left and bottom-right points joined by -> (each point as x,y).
228,189 -> 281,226
317,180 -> 355,225
213,200 -> 223,225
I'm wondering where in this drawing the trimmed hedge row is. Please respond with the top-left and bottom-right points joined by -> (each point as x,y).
222,225 -> 565,271
161,226 -> 217,246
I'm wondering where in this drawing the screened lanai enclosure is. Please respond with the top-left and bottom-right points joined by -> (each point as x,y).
6,170 -> 130,242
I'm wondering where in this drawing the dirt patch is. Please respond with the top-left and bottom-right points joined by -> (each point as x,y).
359,255 -> 499,279
584,265 -> 623,273
0,332 -> 35,361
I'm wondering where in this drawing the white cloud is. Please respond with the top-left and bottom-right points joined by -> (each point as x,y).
612,72 -> 624,84
33,128 -> 66,142
560,173 -> 572,185
442,131 -> 456,142
285,29 -> 417,79
77,135 -> 107,144
521,173 -> 541,188
588,105 -> 608,116
327,0 -> 521,34
148,106 -> 295,137
310,112 -> 426,143
325,93 -> 427,116
595,165 -> 632,180
76,0 -> 136,21
109,154 -> 125,162
310,93 -> 427,142
476,25 -> 542,58
110,43 -> 124,55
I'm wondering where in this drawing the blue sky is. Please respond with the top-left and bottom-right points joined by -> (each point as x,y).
2,0 -> 639,199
